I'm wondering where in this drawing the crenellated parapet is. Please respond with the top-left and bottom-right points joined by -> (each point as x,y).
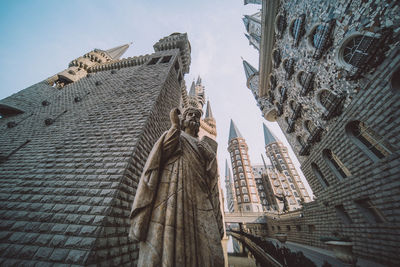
153,33 -> 191,74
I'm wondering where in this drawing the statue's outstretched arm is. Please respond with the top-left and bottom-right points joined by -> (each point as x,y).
162,108 -> 181,160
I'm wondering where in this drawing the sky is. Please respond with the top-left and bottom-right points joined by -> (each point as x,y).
0,0 -> 313,202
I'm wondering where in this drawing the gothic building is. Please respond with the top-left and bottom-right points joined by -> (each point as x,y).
0,33 -> 192,266
227,120 -> 262,212
242,0 -> 400,265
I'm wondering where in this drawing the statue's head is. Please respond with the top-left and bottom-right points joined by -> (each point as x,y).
182,107 -> 202,137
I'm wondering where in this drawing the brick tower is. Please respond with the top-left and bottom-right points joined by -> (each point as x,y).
227,120 -> 262,212
0,33 -> 191,266
263,123 -> 311,206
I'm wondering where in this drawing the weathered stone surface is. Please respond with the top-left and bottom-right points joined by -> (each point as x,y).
130,107 -> 224,266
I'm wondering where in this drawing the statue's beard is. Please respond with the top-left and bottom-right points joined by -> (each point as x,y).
183,119 -> 200,137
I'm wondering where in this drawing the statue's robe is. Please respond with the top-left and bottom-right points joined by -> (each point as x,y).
129,126 -> 224,267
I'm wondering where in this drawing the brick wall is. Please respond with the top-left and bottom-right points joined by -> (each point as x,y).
0,50 -> 182,266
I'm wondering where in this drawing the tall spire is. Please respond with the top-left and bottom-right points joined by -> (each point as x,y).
242,59 -> 258,80
189,81 -> 196,96
263,123 -> 279,145
196,76 -> 202,85
205,101 -> 214,119
229,119 -> 243,141
105,43 -> 131,60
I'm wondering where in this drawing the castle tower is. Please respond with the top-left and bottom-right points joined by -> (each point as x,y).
0,33 -> 191,265
228,120 -> 262,212
263,123 -> 311,207
242,12 -> 262,51
47,43 -> 131,89
242,59 -> 275,121
224,159 -> 237,213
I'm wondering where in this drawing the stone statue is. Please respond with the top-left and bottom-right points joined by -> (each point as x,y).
129,106 -> 224,267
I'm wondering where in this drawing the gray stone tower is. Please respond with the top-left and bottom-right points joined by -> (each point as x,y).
0,33 -> 191,266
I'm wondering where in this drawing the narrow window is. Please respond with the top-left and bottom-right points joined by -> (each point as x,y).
346,121 -> 394,162
147,57 -> 160,65
308,225 -> 315,233
296,225 -> 301,231
354,198 -> 386,223
322,149 -> 351,180
160,55 -> 172,63
335,204 -> 352,225
311,163 -> 329,188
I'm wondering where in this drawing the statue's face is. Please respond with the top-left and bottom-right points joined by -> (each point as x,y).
182,109 -> 201,137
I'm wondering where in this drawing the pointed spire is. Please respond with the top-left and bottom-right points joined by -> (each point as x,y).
263,123 -> 279,145
189,81 -> 196,96
105,43 -> 131,60
242,59 -> 258,80
229,119 -> 243,141
225,159 -> 232,180
205,101 -> 214,119
196,76 -> 202,85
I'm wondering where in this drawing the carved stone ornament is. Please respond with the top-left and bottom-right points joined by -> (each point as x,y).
129,107 -> 224,267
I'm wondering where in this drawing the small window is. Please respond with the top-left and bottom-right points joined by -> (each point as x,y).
242,187 -> 248,194
322,149 -> 351,180
160,55 -> 172,63
277,226 -> 281,231
354,198 -> 386,223
335,204 -> 352,225
286,225 -> 291,231
308,225 -> 315,233
296,225 -> 301,231
346,121 -> 394,162
311,163 -> 329,188
147,57 -> 160,65
271,226 -> 275,231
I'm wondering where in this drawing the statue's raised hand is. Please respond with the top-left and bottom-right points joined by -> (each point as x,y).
170,108 -> 181,128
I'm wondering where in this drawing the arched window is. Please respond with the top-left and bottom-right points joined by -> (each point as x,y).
269,75 -> 277,91
283,59 -> 295,80
346,121 -> 394,162
297,136 -> 310,156
290,14 -> 306,46
304,120 -> 315,134
241,180 -> 246,186
279,86 -> 287,103
308,20 -> 335,59
342,35 -> 376,67
311,163 -> 329,188
272,49 -> 281,68
322,149 -> 351,180
316,89 -> 344,120
275,13 -> 287,38
297,71 -> 314,96
242,187 -> 248,194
